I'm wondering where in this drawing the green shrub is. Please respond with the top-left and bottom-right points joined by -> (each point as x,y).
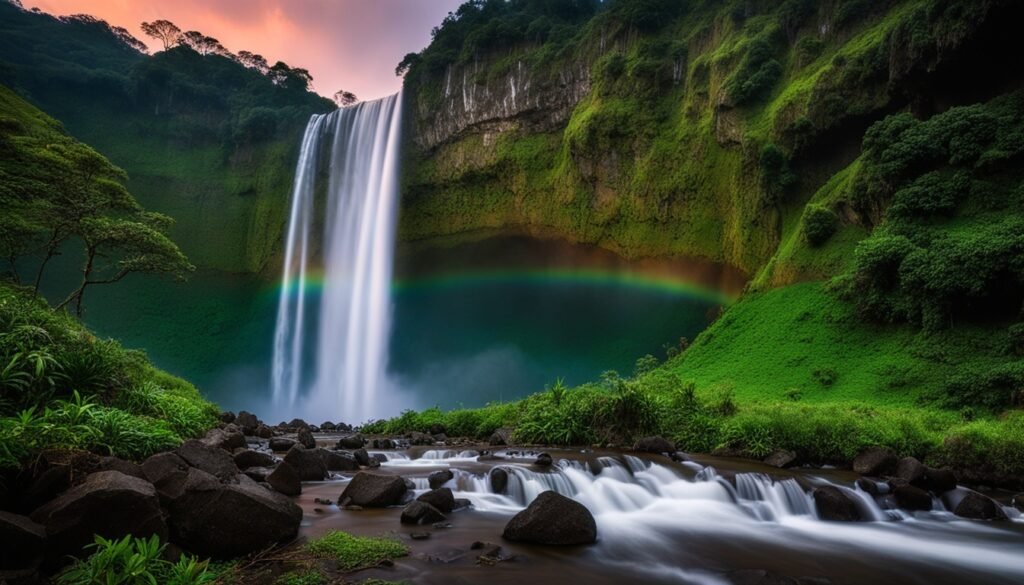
760,143 -> 797,202
726,36 -> 782,105
802,205 -> 839,247
58,534 -> 216,585
305,531 -> 407,571
939,363 -> 1024,412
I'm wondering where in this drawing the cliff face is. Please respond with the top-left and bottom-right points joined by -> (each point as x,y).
399,0 -> 1023,280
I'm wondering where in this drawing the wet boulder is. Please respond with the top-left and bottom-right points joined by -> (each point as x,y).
141,452 -> 191,504
256,424 -> 274,439
235,411 -> 259,434
297,427 -> 317,450
269,437 -> 297,452
283,445 -> 328,481
812,486 -> 863,522
372,438 -> 395,449
0,511 -> 46,572
922,468 -> 957,494
763,450 -> 797,469
490,468 -> 509,494
336,435 -> 365,449
177,439 -> 239,481
339,472 -> 407,507
31,471 -> 166,559
400,501 -> 446,525
894,457 -> 927,486
852,447 -> 897,476
489,427 -> 513,446
502,491 -> 597,545
234,450 -> 276,470
633,436 -> 675,455
428,469 -> 454,489
244,467 -> 273,483
96,456 -> 147,480
266,462 -> 301,496
288,418 -> 310,430
534,453 -> 553,467
1013,494 -> 1024,513
167,468 -> 302,558
353,448 -> 371,466
417,487 -> 456,513
893,485 -> 932,511
320,421 -> 337,431
943,489 -> 1007,521
855,477 -> 886,497
201,427 -> 246,451
408,431 -> 433,445
318,449 -> 359,471
218,411 -> 236,424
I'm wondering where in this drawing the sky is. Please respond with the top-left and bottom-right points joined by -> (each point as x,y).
25,0 -> 465,100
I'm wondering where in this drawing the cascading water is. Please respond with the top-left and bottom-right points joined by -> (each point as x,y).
272,93 -> 403,422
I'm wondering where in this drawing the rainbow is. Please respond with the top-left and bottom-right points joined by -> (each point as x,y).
269,267 -> 736,305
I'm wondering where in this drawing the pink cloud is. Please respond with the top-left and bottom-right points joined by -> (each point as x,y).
25,0 -> 463,100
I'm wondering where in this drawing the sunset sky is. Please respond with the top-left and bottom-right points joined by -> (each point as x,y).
24,0 -> 465,100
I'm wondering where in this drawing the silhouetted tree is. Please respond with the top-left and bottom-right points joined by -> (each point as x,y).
395,52 -> 420,77
237,50 -> 270,74
110,25 -> 147,54
140,19 -> 182,50
269,61 -> 313,90
181,31 -> 227,56
333,90 -> 358,107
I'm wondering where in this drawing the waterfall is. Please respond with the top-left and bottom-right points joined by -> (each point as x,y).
271,93 -> 403,423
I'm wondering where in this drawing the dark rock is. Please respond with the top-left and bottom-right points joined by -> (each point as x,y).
366,458 -> 381,469
670,451 -> 693,462
893,485 -> 932,511
318,449 -> 359,471
0,510 -> 46,571
31,471 -> 166,559
1013,494 -> 1024,513
269,438 -> 296,452
283,445 -> 328,481
320,421 -> 337,431
338,472 -> 407,507
141,452 -> 190,504
266,462 -> 301,496
429,423 -> 446,436
417,488 -> 456,513
400,500 -> 446,525
167,468 -> 302,558
812,486 -> 863,522
894,457 -> 927,486
428,469 -> 454,489
534,453 -> 553,467
372,438 -> 395,449
244,467 -> 273,483
502,491 -> 597,545
176,440 -> 239,481
490,468 -> 509,494
370,453 -> 388,463
297,427 -> 317,450
633,436 -> 675,454
97,456 -> 146,480
454,498 -> 472,510
218,411 -> 236,424
922,468 -> 957,494
256,424 -> 274,439
433,433 -> 448,443
945,489 -> 1007,521
233,450 -> 276,470
408,431 -> 433,445
201,427 -> 246,451
489,427 -> 513,446
288,418 -> 310,430
235,411 -> 259,434
856,477 -> 886,496
353,448 -> 370,466
763,450 -> 797,469
336,435 -> 365,449
852,447 -> 897,476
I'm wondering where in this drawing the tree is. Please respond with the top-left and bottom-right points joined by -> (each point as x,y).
140,20 -> 182,51
333,90 -> 358,107
110,26 -> 148,54
181,31 -> 227,56
269,62 -> 312,90
395,52 -> 420,77
237,50 -> 270,74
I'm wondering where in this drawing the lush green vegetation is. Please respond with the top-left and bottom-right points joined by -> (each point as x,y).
304,531 -> 409,572
57,534 -> 219,585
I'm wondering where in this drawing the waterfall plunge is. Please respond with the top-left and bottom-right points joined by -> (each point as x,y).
271,93 -> 403,423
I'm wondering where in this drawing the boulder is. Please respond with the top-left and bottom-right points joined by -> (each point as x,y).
96,456 -> 147,480
353,448 -> 371,467
372,438 -> 395,449
894,457 -> 927,486
318,449 -> 359,471
30,471 -> 166,559
490,468 -> 509,494
176,440 -> 239,481
812,486 -> 863,522
945,489 -> 1007,521
922,468 -> 957,494
297,427 -> 317,449
320,421 -> 337,431
400,501 -> 446,525
428,469 -> 454,489
218,411 -> 236,424
852,447 -> 897,476
338,472 -> 407,507
855,477 -> 886,497
502,491 -> 597,545
417,487 -> 456,513
288,418 -> 310,430
489,427 -> 513,446
266,462 -> 301,496
244,467 -> 273,483
283,445 -> 328,481
429,423 -> 447,436
454,498 -> 472,510
763,450 -> 797,469
408,431 -> 433,445
0,510 -> 46,571
433,433 -> 448,443
336,435 -> 365,449
234,450 -> 276,470
534,453 -> 553,467
235,411 -> 259,434
167,468 -> 302,558
269,437 -> 297,452
141,452 -> 190,504
893,485 -> 932,511
633,436 -> 675,455
1013,494 -> 1024,513
201,427 -> 246,451
256,424 -> 274,439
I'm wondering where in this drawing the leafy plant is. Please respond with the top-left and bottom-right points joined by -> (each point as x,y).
58,534 -> 216,585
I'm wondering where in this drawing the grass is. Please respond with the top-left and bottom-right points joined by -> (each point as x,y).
304,532 -> 408,572
57,534 -> 218,585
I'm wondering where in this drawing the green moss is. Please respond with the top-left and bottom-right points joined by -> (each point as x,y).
275,570 -> 326,585
305,532 -> 408,572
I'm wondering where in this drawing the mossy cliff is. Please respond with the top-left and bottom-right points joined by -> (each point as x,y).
399,0 -> 1022,277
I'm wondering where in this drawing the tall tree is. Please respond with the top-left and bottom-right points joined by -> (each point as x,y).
269,62 -> 312,90
140,19 -> 182,51
181,31 -> 226,56
333,90 -> 358,107
110,25 -> 148,54
237,50 -> 270,74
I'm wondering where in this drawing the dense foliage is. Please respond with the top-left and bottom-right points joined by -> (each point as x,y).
58,534 -> 218,585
